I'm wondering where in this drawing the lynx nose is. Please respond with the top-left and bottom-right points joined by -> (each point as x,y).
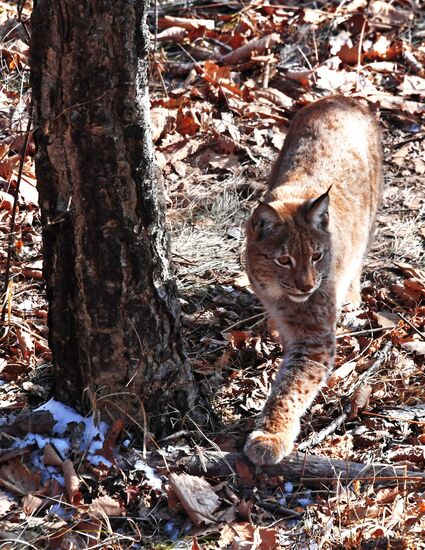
296,279 -> 315,293
297,284 -> 314,293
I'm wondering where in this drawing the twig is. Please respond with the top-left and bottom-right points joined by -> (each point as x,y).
223,312 -> 266,332
262,60 -> 270,89
298,341 -> 393,451
257,500 -> 303,519
297,410 -> 348,452
336,326 -> 394,339
397,312 -> 425,341
1,112 -> 32,324
355,18 -> 366,92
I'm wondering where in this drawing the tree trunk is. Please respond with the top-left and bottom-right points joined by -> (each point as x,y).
30,0 -> 196,431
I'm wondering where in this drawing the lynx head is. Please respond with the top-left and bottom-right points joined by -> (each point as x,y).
246,190 -> 332,303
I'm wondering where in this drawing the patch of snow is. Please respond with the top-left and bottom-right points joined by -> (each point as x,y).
34,399 -> 109,459
35,399 -> 86,435
17,299 -> 33,311
297,489 -> 313,507
164,520 -> 180,541
90,454 -> 112,468
48,503 -> 73,520
297,497 -> 313,507
134,459 -> 163,491
284,481 -> 293,493
10,399 -> 113,474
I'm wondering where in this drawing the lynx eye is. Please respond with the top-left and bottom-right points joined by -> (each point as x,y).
312,251 -> 324,262
274,256 -> 292,268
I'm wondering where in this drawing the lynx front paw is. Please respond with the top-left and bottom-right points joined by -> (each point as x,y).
244,430 -> 294,466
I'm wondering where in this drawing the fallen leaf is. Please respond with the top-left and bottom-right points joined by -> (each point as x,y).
176,106 -> 201,136
158,16 -> 214,31
373,311 -> 398,329
398,75 -> 425,97
235,459 -> 254,485
349,383 -> 372,419
218,523 -> 278,550
369,1 -> 414,28
89,494 -> 123,518
0,190 -> 14,211
156,26 -> 188,43
168,473 -> 220,525
327,362 -> 356,388
401,338 -> 425,356
0,460 -> 41,496
255,88 -> 294,109
43,444 -> 64,467
0,490 -> 15,516
220,34 -> 281,65
15,327 -> 34,364
22,494 -> 45,516
62,459 -> 80,504
150,106 -> 175,142
365,94 -> 425,115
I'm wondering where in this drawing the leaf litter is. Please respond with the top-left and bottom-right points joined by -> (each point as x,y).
0,0 -> 424,547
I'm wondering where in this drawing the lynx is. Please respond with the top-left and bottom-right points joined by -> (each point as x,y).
244,96 -> 383,465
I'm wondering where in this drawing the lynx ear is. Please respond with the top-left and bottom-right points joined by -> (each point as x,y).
248,202 -> 280,240
304,187 -> 331,228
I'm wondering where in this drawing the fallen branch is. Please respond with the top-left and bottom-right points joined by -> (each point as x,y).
298,340 -> 392,452
147,448 -> 425,486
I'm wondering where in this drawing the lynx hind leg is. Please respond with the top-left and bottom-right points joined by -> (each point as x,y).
339,265 -> 363,311
345,278 -> 361,310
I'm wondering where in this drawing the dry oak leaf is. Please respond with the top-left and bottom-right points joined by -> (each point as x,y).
394,262 -> 425,282
15,326 -> 35,363
366,35 -> 402,61
218,522 -> 278,549
369,1 -> 414,28
365,93 -> 425,115
349,383 -> 372,419
89,494 -> 124,518
0,190 -> 14,211
398,75 -> 425,97
43,443 -> 64,467
150,106 -> 175,142
168,473 -> 220,525
0,490 -> 15,516
301,8 -> 328,25
220,34 -> 281,65
254,88 -> 294,109
327,361 -> 356,388
0,459 -> 41,496
22,493 -> 45,516
176,106 -> 201,136
156,26 -> 188,44
401,338 -> 425,356
62,459 -> 80,504
158,15 -> 214,31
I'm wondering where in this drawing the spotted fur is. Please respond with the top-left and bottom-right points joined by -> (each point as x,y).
244,96 -> 383,465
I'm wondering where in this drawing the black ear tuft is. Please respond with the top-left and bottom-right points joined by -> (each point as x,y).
248,202 -> 280,240
304,187 -> 331,228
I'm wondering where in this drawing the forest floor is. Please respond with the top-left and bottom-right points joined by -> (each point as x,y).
0,0 -> 424,548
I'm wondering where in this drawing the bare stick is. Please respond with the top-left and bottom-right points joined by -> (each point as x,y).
298,341 -> 392,451
146,448 -> 425,486
397,312 -> 425,341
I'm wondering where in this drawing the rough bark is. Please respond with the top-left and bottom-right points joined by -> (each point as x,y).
148,450 -> 425,486
30,0 -> 196,430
